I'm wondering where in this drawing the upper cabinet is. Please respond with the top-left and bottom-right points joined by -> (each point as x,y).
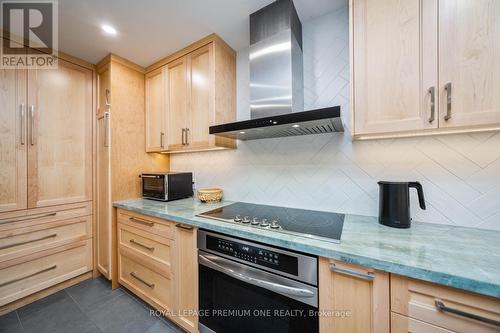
145,34 -> 236,153
351,0 -> 500,139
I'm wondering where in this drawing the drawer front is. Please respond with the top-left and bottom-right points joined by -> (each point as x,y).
118,223 -> 171,267
0,202 -> 92,232
0,239 -> 92,306
0,216 -> 91,263
391,313 -> 455,333
117,209 -> 173,239
119,253 -> 172,311
391,275 -> 500,333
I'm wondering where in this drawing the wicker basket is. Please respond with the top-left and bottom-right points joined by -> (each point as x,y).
197,188 -> 223,203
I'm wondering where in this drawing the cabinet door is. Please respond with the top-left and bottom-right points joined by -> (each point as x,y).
439,0 -> 500,128
187,43 -> 213,148
27,59 -> 93,208
353,0 -> 438,136
391,313 -> 455,333
166,57 -> 188,151
145,67 -> 166,152
319,258 -> 389,333
172,224 -> 198,333
0,69 -> 27,213
96,110 -> 111,279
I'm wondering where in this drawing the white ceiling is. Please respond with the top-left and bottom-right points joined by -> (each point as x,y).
58,0 -> 346,67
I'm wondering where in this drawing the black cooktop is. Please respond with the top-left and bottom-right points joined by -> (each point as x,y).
197,202 -> 344,243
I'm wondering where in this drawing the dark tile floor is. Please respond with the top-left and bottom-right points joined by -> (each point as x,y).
0,277 -> 184,333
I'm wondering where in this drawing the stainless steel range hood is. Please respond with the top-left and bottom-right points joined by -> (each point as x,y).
210,0 -> 343,141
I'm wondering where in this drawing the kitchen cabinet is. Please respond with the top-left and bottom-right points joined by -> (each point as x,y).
319,257 -> 390,333
116,209 -> 198,333
95,55 -> 169,281
145,34 -> 236,153
391,274 -> 500,333
351,0 -> 500,138
0,68 -> 27,213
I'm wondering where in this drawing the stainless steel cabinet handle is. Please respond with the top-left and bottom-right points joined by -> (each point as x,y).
186,128 -> 190,145
160,132 -> 165,148
20,104 -> 25,145
199,254 -> 315,298
175,223 -> 194,231
0,265 -> 57,288
0,212 -> 56,225
29,105 -> 35,145
130,271 -> 155,288
329,263 -> 374,281
129,239 -> 155,251
105,89 -> 111,106
104,111 -> 110,147
181,128 -> 186,145
435,300 -> 500,327
444,82 -> 452,121
0,233 -> 57,250
129,216 -> 154,227
428,86 -> 435,123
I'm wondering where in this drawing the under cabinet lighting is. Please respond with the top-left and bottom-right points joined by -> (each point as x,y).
102,24 -> 117,35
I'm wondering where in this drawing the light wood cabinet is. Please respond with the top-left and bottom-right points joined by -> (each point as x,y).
351,0 -> 500,138
145,34 -> 236,153
95,55 -> 169,282
0,68 -> 27,213
391,274 -> 500,333
27,60 -> 93,208
438,0 -> 500,128
116,209 -> 198,333
319,257 -> 389,333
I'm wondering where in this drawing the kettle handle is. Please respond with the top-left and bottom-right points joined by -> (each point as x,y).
409,182 -> 426,210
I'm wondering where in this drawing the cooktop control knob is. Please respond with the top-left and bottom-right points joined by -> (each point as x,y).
260,219 -> 270,227
251,217 -> 260,225
270,220 -> 280,229
242,216 -> 250,223
234,215 -> 242,222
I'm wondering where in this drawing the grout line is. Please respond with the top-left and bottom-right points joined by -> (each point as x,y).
15,310 -> 24,331
64,287 -> 104,333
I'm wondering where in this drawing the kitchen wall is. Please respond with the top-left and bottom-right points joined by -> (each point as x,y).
171,4 -> 500,231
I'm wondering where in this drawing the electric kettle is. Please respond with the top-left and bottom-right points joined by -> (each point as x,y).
378,181 -> 426,228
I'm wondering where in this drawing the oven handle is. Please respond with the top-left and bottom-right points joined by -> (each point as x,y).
199,253 -> 315,300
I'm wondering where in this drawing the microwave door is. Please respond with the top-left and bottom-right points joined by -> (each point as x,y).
142,175 -> 167,200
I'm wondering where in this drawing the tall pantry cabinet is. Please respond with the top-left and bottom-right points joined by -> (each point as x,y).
95,54 -> 169,283
0,40 -> 94,311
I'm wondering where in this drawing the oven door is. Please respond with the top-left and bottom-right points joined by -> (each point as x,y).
198,251 -> 318,333
141,174 -> 167,200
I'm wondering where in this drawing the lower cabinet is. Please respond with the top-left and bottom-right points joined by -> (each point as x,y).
318,257 -> 390,333
117,209 -> 198,333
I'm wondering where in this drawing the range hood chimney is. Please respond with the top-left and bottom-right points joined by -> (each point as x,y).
210,0 -> 343,141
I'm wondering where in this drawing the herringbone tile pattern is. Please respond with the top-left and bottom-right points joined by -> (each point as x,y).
171,6 -> 500,231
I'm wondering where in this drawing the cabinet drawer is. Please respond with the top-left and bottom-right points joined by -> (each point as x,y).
391,275 -> 500,333
117,209 -> 173,239
391,312 -> 455,333
118,223 -> 171,267
0,202 -> 92,232
0,239 -> 92,306
119,253 -> 172,311
0,215 -> 91,263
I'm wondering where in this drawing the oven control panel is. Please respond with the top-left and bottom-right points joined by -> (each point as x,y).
206,235 -> 298,276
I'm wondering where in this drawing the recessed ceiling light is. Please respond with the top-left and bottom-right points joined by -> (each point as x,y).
292,124 -> 300,128
102,24 -> 117,35
239,131 -> 246,134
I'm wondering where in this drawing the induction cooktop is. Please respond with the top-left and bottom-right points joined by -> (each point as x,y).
197,202 -> 344,243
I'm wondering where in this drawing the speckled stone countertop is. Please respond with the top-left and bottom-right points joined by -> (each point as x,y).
113,198 -> 500,299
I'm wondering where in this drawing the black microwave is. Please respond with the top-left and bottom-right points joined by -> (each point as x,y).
141,172 -> 193,202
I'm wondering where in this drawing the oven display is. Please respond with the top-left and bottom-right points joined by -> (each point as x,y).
206,235 -> 298,276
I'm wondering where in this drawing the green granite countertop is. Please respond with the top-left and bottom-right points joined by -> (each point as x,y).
113,198 -> 500,299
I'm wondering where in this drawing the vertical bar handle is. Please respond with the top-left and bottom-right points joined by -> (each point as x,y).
428,86 -> 435,123
104,112 -> 110,147
29,105 -> 35,145
105,89 -> 111,106
182,128 -> 186,145
444,82 -> 452,121
186,128 -> 190,145
20,104 -> 25,145
160,132 -> 165,148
